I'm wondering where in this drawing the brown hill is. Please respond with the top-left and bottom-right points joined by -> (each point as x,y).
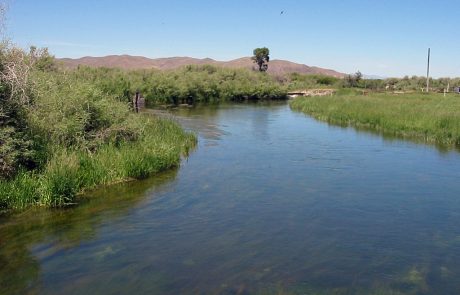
58,55 -> 344,77
220,57 -> 344,77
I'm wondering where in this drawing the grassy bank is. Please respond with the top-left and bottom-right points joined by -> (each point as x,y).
0,114 -> 196,212
290,92 -> 460,146
0,46 -> 196,213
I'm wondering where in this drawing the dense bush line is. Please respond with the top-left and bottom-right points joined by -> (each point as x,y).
0,46 -> 196,212
67,64 -> 289,104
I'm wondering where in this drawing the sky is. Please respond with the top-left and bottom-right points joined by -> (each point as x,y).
5,0 -> 460,77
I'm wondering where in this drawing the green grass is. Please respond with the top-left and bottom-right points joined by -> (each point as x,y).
0,117 -> 196,212
290,92 -> 460,146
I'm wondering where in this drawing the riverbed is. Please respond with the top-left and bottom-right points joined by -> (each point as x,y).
1,102 -> 460,294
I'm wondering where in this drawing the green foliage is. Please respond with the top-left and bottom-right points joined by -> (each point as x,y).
29,46 -> 57,72
385,76 -> 460,92
0,171 -> 40,210
0,117 -> 196,210
340,75 -> 460,92
62,65 -> 288,106
252,47 -> 270,72
0,98 -> 36,178
0,45 -> 48,179
144,65 -> 287,104
286,73 -> 340,90
30,70 -> 137,149
40,150 -> 81,206
342,71 -> 363,88
290,92 -> 460,146
0,44 -> 197,212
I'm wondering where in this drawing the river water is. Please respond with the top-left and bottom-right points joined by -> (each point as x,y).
1,102 -> 460,294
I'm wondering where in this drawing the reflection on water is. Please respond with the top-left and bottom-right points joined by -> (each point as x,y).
0,170 -> 178,294
290,105 -> 460,154
2,102 -> 460,294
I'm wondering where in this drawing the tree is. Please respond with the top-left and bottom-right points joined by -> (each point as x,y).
355,71 -> 362,83
29,46 -> 57,72
252,47 -> 270,72
0,45 -> 38,178
343,71 -> 363,88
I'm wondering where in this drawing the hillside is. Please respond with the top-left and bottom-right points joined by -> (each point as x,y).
58,55 -> 345,77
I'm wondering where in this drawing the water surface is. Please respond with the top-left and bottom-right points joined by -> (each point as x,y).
2,102 -> 460,294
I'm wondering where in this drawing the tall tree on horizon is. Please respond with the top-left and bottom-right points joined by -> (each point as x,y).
252,47 -> 270,72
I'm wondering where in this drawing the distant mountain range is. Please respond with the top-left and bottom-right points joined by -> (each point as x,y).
58,55 -> 345,78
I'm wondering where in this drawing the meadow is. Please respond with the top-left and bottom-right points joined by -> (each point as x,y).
290,92 -> 460,146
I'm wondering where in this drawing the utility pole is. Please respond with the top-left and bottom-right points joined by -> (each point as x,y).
426,48 -> 430,92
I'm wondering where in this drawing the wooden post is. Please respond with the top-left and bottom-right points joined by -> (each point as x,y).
135,90 -> 140,113
426,48 -> 430,93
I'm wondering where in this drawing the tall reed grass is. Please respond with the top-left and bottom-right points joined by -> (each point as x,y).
0,117 -> 196,212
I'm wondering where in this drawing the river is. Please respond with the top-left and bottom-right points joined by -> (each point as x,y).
1,102 -> 460,294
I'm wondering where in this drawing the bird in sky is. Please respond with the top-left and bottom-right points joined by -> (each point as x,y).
280,10 -> 284,15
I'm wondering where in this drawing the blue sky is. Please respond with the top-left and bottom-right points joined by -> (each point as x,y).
6,0 -> 460,77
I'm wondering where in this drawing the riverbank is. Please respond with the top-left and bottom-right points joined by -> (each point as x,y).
2,45 -> 299,214
0,46 -> 196,214
290,92 -> 460,146
3,102 -> 460,294
0,116 -> 196,213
